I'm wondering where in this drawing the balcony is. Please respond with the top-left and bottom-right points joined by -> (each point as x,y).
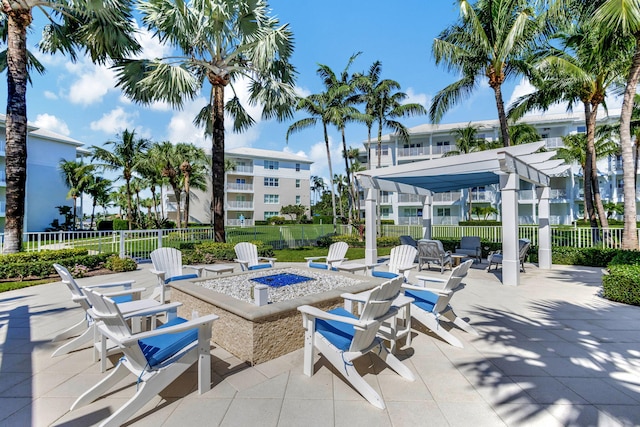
397,216 -> 422,225
433,191 -> 462,203
228,165 -> 254,174
227,183 -> 254,192
227,201 -> 254,209
228,218 -> 254,226
398,194 -> 422,203
470,191 -> 494,202
432,145 -> 455,155
397,146 -> 430,157
380,195 -> 391,204
543,137 -> 564,149
550,189 -> 567,199
518,190 -> 535,201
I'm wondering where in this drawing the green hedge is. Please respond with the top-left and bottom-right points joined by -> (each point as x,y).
602,265 -> 640,306
182,241 -> 274,264
550,246 -> 619,267
0,252 -> 112,280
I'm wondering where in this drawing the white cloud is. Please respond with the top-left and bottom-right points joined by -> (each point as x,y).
283,146 -> 309,159
90,107 -> 137,134
43,90 -> 58,100
66,60 -> 117,106
133,21 -> 173,60
403,87 -> 430,108
294,85 -> 312,99
33,113 -> 70,136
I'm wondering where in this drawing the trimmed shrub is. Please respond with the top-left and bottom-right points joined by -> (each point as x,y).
551,246 -> 618,267
104,255 -> 137,272
0,252 -> 112,280
602,265 -> 640,306
608,250 -> 640,266
182,241 -> 274,264
113,219 -> 129,230
97,220 -> 113,231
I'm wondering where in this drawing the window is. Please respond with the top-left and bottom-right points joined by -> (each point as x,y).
236,178 -> 245,184
264,160 -> 279,170
296,195 -> 301,204
436,207 -> 451,217
374,145 -> 389,156
295,179 -> 300,188
264,194 -> 279,204
577,126 -> 586,133
381,207 -> 390,217
264,211 -> 279,219
264,177 -> 279,187
295,163 -> 301,172
436,141 -> 450,147
617,178 -> 624,189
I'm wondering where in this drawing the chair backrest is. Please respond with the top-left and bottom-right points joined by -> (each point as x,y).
53,263 -> 92,312
83,288 -> 149,372
432,259 -> 473,313
460,236 -> 481,250
234,242 -> 259,267
151,248 -> 185,281
388,245 -> 418,274
350,276 -> 404,352
399,235 -> 418,248
417,240 -> 446,259
518,239 -> 531,260
327,241 -> 349,263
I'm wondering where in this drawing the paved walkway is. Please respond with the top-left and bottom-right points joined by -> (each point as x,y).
1,261 -> 639,426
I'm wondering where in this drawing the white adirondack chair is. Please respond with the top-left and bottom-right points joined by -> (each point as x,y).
304,241 -> 348,270
51,263 -> 163,358
371,244 -> 417,282
72,288 -> 219,427
298,276 -> 415,409
405,259 -> 478,348
234,242 -> 276,271
150,248 -> 203,303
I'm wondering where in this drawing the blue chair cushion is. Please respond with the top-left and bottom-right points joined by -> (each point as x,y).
405,289 -> 438,313
309,262 -> 328,270
372,271 -> 399,279
165,273 -> 199,284
315,307 -> 357,351
248,263 -> 272,271
138,317 -> 198,367
112,295 -> 133,304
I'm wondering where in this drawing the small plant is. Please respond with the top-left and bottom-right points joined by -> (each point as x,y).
70,264 -> 90,278
104,255 -> 138,272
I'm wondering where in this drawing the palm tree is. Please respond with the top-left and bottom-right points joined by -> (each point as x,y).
91,129 -> 150,230
310,175 -> 326,206
176,143 -> 208,227
137,146 -> 166,225
1,2 -> 139,253
85,176 -> 112,230
334,173 -> 347,219
593,0 -> 640,249
508,123 -> 542,145
431,0 -> 540,147
508,17 -> 627,231
58,160 -> 93,230
153,141 -> 184,228
113,0 -> 296,243
287,91 -> 339,233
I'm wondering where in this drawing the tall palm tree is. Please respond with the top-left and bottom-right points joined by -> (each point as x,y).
333,173 -> 347,219
508,18 -> 627,231
1,1 -> 139,253
176,143 -> 208,227
508,123 -> 542,145
58,160 -> 93,230
91,129 -> 150,230
594,0 -> 640,249
85,176 -> 112,230
287,91 -> 338,233
431,0 -> 541,147
153,141 -> 184,228
137,146 -> 166,225
113,0 -> 296,243
310,175 -> 326,206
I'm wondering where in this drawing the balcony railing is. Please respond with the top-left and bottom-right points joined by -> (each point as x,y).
431,145 -> 455,155
229,165 -> 254,174
543,137 -> 564,149
397,216 -> 422,225
397,146 -> 430,157
227,183 -> 254,191
227,218 -> 254,226
380,195 -> 391,204
398,194 -> 423,203
433,191 -> 462,202
550,189 -> 567,199
470,191 -> 493,202
227,201 -> 254,209
518,190 -> 535,201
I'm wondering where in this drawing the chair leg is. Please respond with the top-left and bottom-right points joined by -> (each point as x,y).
411,309 -> 464,348
71,362 -> 130,410
51,317 -> 87,342
376,344 -> 415,381
51,324 -> 94,357
443,310 -> 479,336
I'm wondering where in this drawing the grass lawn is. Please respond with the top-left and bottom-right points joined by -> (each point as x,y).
273,246 -> 392,262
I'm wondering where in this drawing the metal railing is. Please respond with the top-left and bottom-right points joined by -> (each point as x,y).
1,223 -> 636,260
433,192 -> 462,202
397,146 -> 430,157
227,201 -> 254,209
398,194 -> 423,203
229,165 -> 254,174
227,183 -> 254,191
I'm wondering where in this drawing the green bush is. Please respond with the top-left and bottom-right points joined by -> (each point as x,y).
0,252 -> 111,280
113,219 -> 129,230
97,220 -> 113,231
608,250 -> 640,266
602,265 -> 640,306
182,241 -> 274,264
267,216 -> 286,225
458,220 -> 501,226
104,255 -> 138,272
551,246 -> 618,266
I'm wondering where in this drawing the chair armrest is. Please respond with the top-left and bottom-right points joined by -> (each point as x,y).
234,258 -> 249,266
415,274 -> 447,283
397,264 -> 416,274
258,257 -> 277,262
149,269 -> 166,279
102,288 -> 146,298
298,305 -> 371,328
327,257 -> 348,264
444,251 -> 452,256
340,291 -> 370,303
118,314 -> 219,345
83,280 -> 135,289
402,283 -> 451,296
185,265 -> 204,277
304,256 -> 326,262
123,302 -> 183,319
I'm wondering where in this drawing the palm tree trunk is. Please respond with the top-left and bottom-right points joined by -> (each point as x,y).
212,83 -> 226,242
583,104 -> 598,234
586,102 -> 609,230
124,177 -> 133,230
621,36 -> 640,249
90,200 -> 97,230
323,123 -> 337,233
340,128 -> 353,223
492,85 -> 511,147
184,173 -> 191,228
3,7 -> 31,253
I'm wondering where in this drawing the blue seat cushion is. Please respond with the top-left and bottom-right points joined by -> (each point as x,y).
248,263 -> 272,271
112,295 -> 133,304
165,273 -> 199,284
315,307 -> 357,351
372,271 -> 399,279
405,289 -> 438,313
309,262 -> 328,270
138,317 -> 198,367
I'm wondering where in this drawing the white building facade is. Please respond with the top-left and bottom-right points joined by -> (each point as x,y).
360,111 -> 625,226
0,114 -> 85,232
168,147 -> 312,226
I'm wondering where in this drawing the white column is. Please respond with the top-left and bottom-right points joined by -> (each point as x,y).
422,193 -> 432,239
365,188 -> 378,265
536,186 -> 552,269
500,173 -> 520,286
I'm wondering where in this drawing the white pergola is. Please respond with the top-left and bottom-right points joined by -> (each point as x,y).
356,141 -> 568,286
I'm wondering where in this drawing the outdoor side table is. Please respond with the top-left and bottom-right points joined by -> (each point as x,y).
451,254 -> 467,267
337,263 -> 369,275
204,264 -> 235,276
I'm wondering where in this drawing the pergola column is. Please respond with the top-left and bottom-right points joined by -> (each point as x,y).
500,173 -> 520,286
364,187 -> 377,265
422,194 -> 432,239
536,186 -> 552,269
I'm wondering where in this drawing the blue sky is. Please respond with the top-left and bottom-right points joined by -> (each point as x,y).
0,1 -> 609,188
